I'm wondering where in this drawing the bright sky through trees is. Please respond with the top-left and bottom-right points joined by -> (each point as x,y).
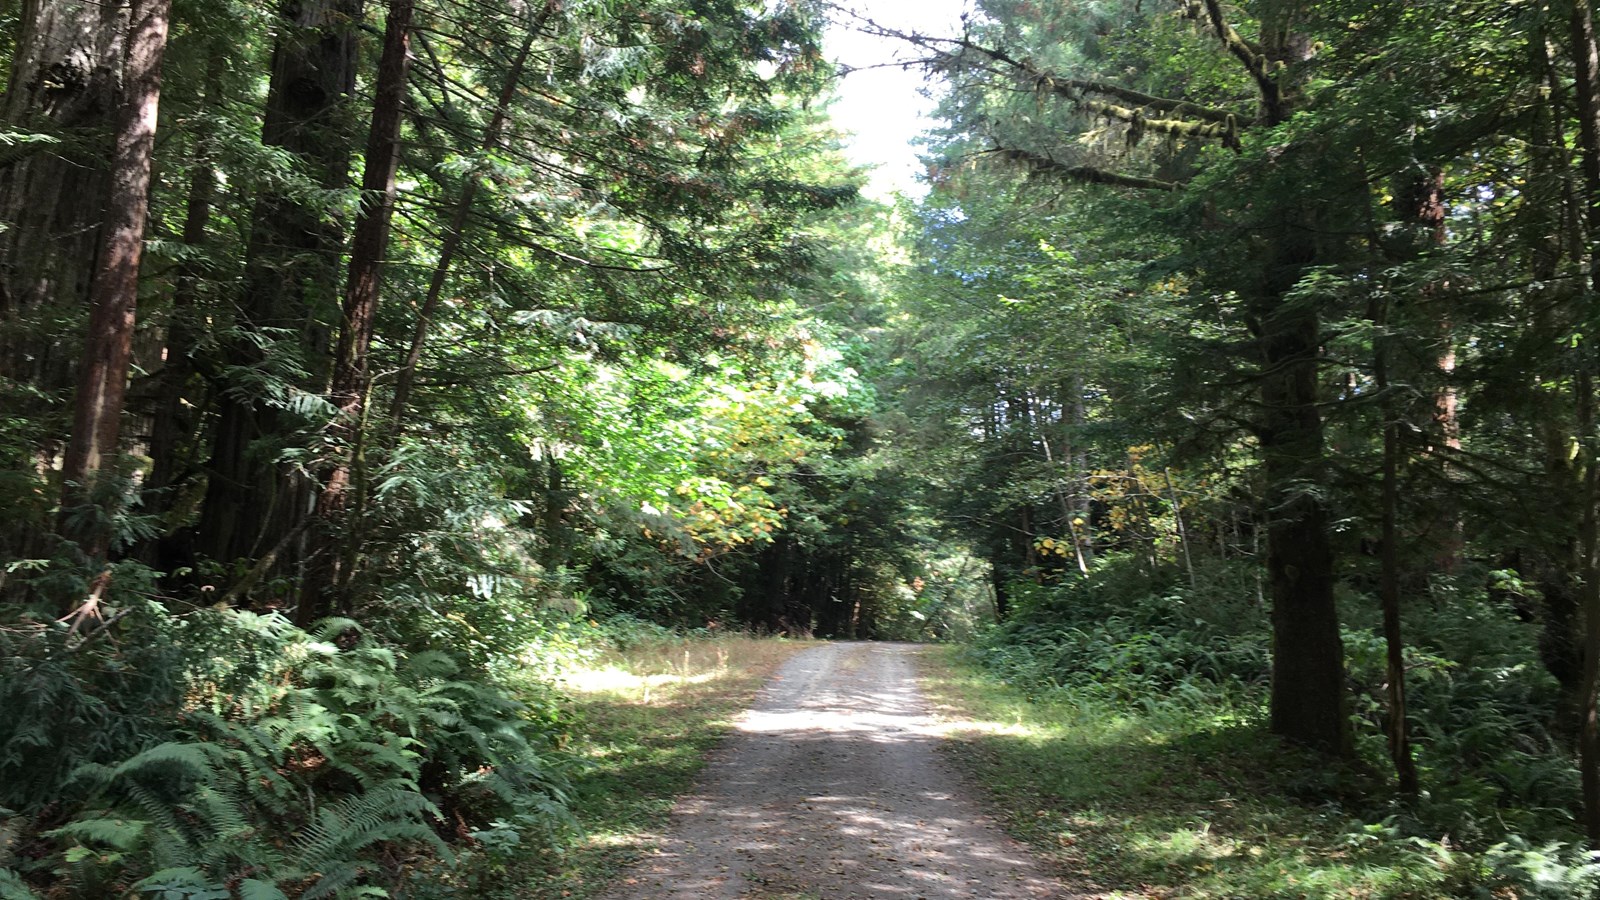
825,0 -> 969,198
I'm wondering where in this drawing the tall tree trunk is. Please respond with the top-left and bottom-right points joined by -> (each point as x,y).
0,0 -> 126,435
1258,296 -> 1347,755
1567,0 -> 1600,846
1407,168 -> 1462,570
144,52 -> 227,528
195,0 -> 360,572
539,456 -> 570,569
146,50 -> 224,504
1526,42 -> 1587,741
1373,305 -> 1419,797
1071,374 -> 1095,566
1035,392 -> 1089,575
299,0 -> 412,626
1237,0 -> 1351,756
58,0 -> 170,571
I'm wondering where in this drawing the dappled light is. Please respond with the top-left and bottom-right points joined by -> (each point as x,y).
602,644 -> 1073,899
9,0 -> 1600,895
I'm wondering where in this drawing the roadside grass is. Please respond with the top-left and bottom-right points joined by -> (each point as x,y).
918,647 -> 1475,900
523,633 -> 811,899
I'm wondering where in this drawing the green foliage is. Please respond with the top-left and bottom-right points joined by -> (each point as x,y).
0,595 -> 192,811
965,552 -> 1600,894
0,869 -> 39,900
973,555 -> 1269,702
936,643 -> 1600,900
0,603 -> 572,898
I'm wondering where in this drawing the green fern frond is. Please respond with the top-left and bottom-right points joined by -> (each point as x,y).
131,865 -> 230,899
403,651 -> 458,679
46,816 -> 149,850
298,861 -> 363,900
107,742 -> 219,782
310,619 -> 363,643
293,788 -> 442,870
0,868 -> 39,900
238,878 -> 290,900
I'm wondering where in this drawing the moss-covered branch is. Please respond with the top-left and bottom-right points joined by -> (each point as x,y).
1185,0 -> 1284,119
948,35 -> 1248,126
858,22 -> 1252,129
1078,99 -> 1241,151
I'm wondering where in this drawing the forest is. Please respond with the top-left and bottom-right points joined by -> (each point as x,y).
8,0 -> 1600,896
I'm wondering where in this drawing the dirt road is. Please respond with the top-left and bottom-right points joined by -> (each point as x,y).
601,642 -> 1078,899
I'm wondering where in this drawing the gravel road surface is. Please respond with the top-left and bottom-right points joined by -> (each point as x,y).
601,642 -> 1079,899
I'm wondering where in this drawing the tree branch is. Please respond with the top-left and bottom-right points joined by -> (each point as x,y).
1078,98 -> 1241,151
949,35 -> 1249,126
1185,0 -> 1282,116
852,19 -> 1252,130
987,146 -> 1183,192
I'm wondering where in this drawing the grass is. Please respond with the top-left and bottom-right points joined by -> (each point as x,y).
916,647 -> 1483,900
520,633 -> 812,899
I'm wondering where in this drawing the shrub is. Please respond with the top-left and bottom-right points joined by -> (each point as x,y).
0,605 -> 572,899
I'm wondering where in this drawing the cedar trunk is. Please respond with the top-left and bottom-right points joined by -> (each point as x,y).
1566,0 -> 1600,847
299,0 -> 413,625
58,0 -> 170,566
0,0 -> 126,422
1252,0 -> 1351,756
146,50 -> 225,504
195,0 -> 360,570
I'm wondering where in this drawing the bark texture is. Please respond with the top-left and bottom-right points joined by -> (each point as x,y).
195,0 -> 361,568
1567,0 -> 1600,846
58,0 -> 170,563
301,0 -> 413,625
1247,0 -> 1352,756
0,0 -> 127,442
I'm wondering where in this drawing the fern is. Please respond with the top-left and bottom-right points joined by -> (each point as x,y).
45,817 -> 149,850
237,879 -> 289,900
0,869 -> 38,900
132,866 -> 230,899
8,601 -> 574,898
294,788 -> 443,869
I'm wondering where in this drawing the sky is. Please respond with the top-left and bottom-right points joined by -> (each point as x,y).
822,0 -> 971,199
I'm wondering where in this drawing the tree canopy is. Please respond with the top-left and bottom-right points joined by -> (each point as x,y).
14,0 -> 1600,895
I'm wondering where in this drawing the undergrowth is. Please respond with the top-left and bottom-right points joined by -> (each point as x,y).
0,596 -> 612,900
947,553 -> 1600,899
0,585 -> 801,900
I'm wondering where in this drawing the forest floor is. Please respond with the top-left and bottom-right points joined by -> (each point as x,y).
594,642 -> 1081,900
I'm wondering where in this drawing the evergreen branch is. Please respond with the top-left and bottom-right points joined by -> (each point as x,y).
948,35 -> 1248,126
1077,99 -> 1241,151
986,146 -> 1183,192
1185,0 -> 1282,117
853,22 -> 1250,126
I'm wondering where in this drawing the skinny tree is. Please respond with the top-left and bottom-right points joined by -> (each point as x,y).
302,0 -> 414,624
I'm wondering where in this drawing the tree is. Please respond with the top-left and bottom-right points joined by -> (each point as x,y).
58,0 -> 172,575
884,0 -> 1354,752
193,0 -> 362,570
301,0 -> 414,624
0,0 -> 128,423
